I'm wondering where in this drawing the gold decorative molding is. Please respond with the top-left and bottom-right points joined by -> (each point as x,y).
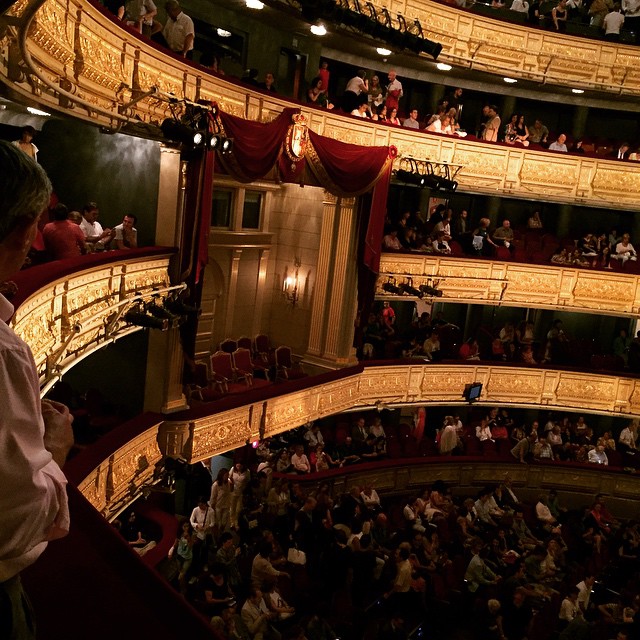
76,362 -> 640,516
11,253 -> 173,389
378,253 -> 640,316
2,0 -> 640,209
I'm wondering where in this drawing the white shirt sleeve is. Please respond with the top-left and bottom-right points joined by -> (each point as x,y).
0,314 -> 69,582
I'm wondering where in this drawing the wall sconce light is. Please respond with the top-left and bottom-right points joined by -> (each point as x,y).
283,257 -> 302,307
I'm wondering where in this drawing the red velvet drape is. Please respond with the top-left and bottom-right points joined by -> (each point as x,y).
306,129 -> 392,197
213,107 -> 394,273
217,108 -> 298,182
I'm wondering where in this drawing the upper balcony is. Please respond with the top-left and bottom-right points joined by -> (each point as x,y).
2,0 -> 640,211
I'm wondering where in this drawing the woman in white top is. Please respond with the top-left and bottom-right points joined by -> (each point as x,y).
426,114 -> 453,135
476,419 -> 493,441
370,417 -> 386,439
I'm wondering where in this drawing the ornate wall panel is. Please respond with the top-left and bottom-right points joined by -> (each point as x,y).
378,253 -> 640,316
11,254 -> 173,388
3,0 -> 640,208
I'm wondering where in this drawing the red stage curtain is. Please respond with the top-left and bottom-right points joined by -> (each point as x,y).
364,161 -> 392,273
306,130 -> 392,197
217,107 -> 298,182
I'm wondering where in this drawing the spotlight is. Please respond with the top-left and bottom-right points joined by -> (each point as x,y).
421,40 -> 443,60
164,298 -> 201,317
438,178 -> 458,192
161,119 -> 201,147
124,310 -> 169,330
419,284 -> 443,297
210,134 -> 222,149
422,174 -> 442,190
395,169 -> 415,183
146,304 -> 185,328
382,278 -> 402,294
399,279 -> 423,297
221,138 -> 233,153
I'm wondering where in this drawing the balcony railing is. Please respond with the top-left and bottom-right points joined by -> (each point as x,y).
2,0 -> 640,210
378,252 -> 640,316
9,248 -> 175,389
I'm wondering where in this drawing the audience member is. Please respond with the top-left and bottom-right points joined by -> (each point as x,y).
12,125 -> 39,161
549,134 -> 568,152
80,202 -> 112,250
159,0 -> 194,57
384,71 -> 403,112
42,203 -> 87,260
113,214 -> 138,249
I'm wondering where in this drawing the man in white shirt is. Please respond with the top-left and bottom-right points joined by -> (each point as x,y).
619,423 -> 637,450
612,233 -> 637,263
549,134 -> 568,152
481,105 -> 501,142
559,588 -> 582,625
80,202 -> 112,249
576,575 -> 595,612
0,141 -> 73,639
622,0 -> 640,43
162,0 -> 194,57
241,588 -> 281,640
588,445 -> 609,465
384,70 -> 403,112
603,5 -> 625,40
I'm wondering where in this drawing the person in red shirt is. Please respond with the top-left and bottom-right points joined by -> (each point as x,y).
42,203 -> 86,260
318,60 -> 330,96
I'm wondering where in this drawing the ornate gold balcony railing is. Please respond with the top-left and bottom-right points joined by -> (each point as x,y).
10,250 -> 174,390
74,361 -> 640,518
378,253 -> 640,316
2,0 -> 640,210
360,0 -> 640,95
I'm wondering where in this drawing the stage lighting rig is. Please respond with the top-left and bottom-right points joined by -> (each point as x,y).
382,277 -> 402,295
419,283 -> 443,297
399,277 -> 423,298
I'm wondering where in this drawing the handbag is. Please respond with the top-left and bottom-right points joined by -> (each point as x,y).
287,547 -> 307,565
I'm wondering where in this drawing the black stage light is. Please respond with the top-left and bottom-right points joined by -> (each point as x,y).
161,118 -> 200,146
125,310 -> 169,330
421,39 -> 443,60
438,178 -> 458,192
382,280 -> 402,294
146,304 -> 185,328
400,281 -> 423,297
422,174 -> 442,190
419,284 -> 443,297
221,138 -> 234,153
395,169 -> 415,183
164,298 -> 202,317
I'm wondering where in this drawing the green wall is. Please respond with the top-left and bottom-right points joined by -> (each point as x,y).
37,119 -> 160,247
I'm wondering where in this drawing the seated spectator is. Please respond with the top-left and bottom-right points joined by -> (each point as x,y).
307,77 -> 334,109
80,202 -> 112,250
43,203 -> 86,260
510,0 -> 530,12
382,228 -> 402,250
387,107 -> 401,126
459,338 -> 481,360
511,433 -> 537,463
432,230 -> 452,254
262,580 -> 295,621
534,437 -> 555,461
528,119 -> 549,145
361,485 -> 382,511
476,419 -> 494,442
371,103 -> 387,121
211,605 -> 251,639
158,0 -> 194,58
535,494 -> 558,531
549,134 -> 568,152
439,416 -> 461,455
612,233 -> 637,263
527,210 -> 543,229
588,444 -> 609,465
113,214 -> 138,249
570,249 -> 590,267
426,114 -> 453,135
351,103 -> 369,119
251,541 -> 289,589
275,450 -> 291,473
303,423 -> 323,448
290,445 -> 310,474
423,330 -> 440,361
492,219 -> 515,253
335,436 -> 361,466
241,587 -> 282,640
259,72 -> 277,93
619,420 -> 638,451
597,431 -> 616,450
402,109 -> 420,129
491,419 -> 509,440
200,562 -> 236,617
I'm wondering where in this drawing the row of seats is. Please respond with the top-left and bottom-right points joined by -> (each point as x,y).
188,335 -> 306,402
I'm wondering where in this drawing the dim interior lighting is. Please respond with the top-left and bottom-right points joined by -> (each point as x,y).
503,77 -> 517,83
27,106 -> 51,116
251,440 -> 259,449
283,257 -> 302,306
192,131 -> 204,145
377,47 -> 392,55
572,88 -> 585,94
216,28 -> 231,37
245,0 -> 264,8
310,23 -> 327,35
436,62 -> 452,71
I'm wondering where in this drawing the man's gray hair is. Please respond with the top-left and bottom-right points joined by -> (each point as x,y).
0,141 -> 51,243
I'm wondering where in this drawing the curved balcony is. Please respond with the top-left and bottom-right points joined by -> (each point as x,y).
9,247 -> 176,390
66,360 -> 640,519
378,252 -> 640,316
2,0 -> 640,210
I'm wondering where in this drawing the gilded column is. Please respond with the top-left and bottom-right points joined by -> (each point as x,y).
306,193 -> 338,357
305,194 -> 359,369
143,146 -> 188,413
